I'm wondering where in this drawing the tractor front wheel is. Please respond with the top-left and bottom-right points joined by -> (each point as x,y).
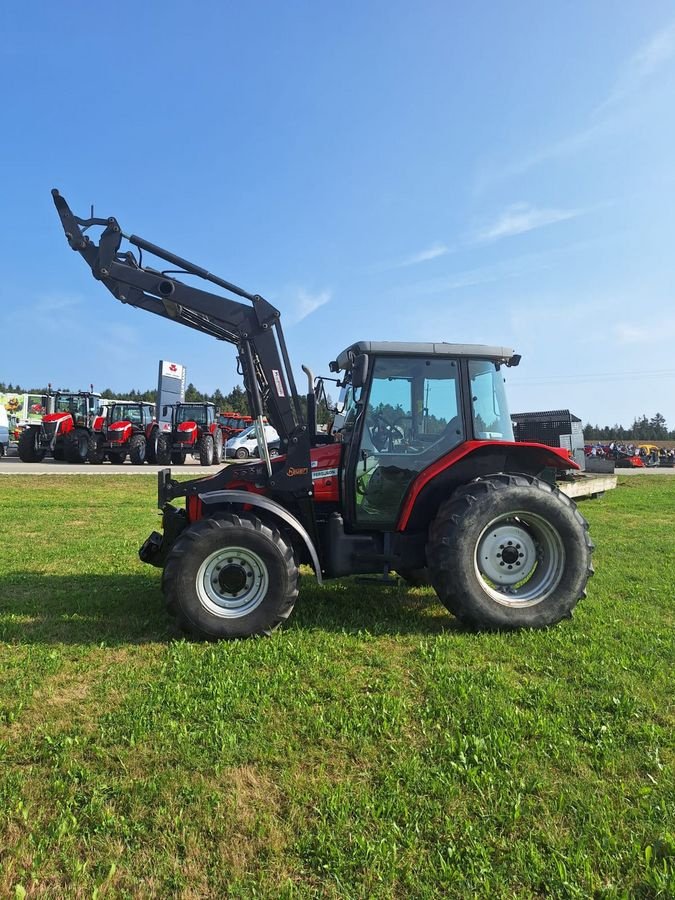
155,434 -> 171,466
87,434 -> 106,465
171,450 -> 187,465
198,434 -> 214,466
213,429 -> 224,464
18,427 -> 46,462
426,474 -> 594,630
108,451 -> 126,465
129,434 -> 147,465
162,513 -> 299,639
64,428 -> 89,464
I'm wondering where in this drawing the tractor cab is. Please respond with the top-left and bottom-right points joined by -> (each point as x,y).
329,342 -> 519,528
51,391 -> 101,426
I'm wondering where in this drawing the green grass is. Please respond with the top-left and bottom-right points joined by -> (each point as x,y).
0,474 -> 673,898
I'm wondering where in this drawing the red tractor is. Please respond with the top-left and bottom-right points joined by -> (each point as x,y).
54,191 -> 595,640
155,402 -> 224,466
88,400 -> 158,465
217,411 -> 253,442
18,389 -> 101,463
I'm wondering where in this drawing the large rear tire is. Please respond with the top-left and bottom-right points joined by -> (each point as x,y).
64,428 -> 89,464
129,434 -> 147,465
426,474 -> 594,630
198,434 -> 214,467
162,513 -> 299,639
18,427 -> 46,462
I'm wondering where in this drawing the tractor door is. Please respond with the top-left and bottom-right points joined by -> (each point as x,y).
344,356 -> 465,528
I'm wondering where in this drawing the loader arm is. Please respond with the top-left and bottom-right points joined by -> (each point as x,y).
51,189 -> 313,504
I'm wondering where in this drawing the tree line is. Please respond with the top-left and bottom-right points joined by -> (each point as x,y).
0,381 -> 333,424
583,413 -> 674,441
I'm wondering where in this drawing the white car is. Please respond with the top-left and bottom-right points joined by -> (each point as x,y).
225,423 -> 279,459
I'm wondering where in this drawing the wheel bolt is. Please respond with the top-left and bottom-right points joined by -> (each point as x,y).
519,552 -> 524,558
499,562 -> 505,566
508,565 -> 513,569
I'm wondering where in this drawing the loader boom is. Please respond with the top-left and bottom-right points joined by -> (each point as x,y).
51,189 -> 313,501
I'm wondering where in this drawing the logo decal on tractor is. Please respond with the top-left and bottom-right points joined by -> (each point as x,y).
272,369 -> 285,397
312,467 -> 338,479
287,467 -> 308,476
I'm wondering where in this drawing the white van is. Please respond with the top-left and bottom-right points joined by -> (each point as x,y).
0,406 -> 9,457
225,423 -> 279,459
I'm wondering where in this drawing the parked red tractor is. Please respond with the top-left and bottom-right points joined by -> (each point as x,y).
54,191 -> 595,640
155,402 -> 224,466
217,411 -> 253,442
88,401 -> 157,465
18,389 -> 101,463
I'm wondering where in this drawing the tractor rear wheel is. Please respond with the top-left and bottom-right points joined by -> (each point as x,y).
18,427 -> 46,462
87,434 -> 106,464
426,474 -> 594,630
198,434 -> 214,466
129,434 -> 147,465
162,513 -> 299,639
64,428 -> 89,464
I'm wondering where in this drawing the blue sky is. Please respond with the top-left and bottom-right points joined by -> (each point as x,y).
1,2 -> 674,428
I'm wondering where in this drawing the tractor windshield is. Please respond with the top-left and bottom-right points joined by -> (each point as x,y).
55,394 -> 88,419
469,360 -> 514,441
176,405 -> 208,426
110,404 -> 144,425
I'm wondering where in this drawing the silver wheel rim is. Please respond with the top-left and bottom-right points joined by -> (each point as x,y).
475,510 -> 565,607
196,545 -> 269,618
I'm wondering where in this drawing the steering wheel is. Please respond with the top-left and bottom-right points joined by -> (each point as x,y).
369,412 -> 405,452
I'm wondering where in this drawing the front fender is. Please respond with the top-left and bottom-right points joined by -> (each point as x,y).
198,489 -> 323,583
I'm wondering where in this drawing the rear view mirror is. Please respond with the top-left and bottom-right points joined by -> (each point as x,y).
352,354 -> 369,390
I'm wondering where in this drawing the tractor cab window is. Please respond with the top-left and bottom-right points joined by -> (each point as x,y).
112,405 -> 143,424
55,395 -> 87,420
176,405 -> 207,426
469,360 -> 514,441
353,357 -> 463,526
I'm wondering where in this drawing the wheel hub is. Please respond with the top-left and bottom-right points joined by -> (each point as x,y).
217,563 -> 249,595
477,522 -> 538,586
197,546 -> 269,618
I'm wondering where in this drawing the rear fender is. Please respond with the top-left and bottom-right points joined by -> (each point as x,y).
198,488 -> 323,583
397,440 -> 577,532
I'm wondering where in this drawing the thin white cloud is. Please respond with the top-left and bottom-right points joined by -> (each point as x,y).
292,288 -> 331,324
599,21 -> 675,114
476,19 -> 675,189
34,292 -> 82,314
398,242 -> 449,267
474,203 -> 582,243
614,318 -> 675,344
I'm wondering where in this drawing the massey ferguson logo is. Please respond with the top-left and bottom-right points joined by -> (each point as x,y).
169,363 -> 177,372
287,467 -> 308,477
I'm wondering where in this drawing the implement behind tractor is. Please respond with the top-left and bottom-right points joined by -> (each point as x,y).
53,190 -> 594,639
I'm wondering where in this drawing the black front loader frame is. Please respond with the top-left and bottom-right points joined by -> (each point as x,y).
52,190 -> 318,541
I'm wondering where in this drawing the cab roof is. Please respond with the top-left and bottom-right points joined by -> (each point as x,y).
331,341 -> 520,372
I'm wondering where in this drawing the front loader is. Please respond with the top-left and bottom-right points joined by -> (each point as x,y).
52,190 -> 594,639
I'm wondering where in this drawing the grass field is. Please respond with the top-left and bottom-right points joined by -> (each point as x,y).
0,474 -> 673,898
